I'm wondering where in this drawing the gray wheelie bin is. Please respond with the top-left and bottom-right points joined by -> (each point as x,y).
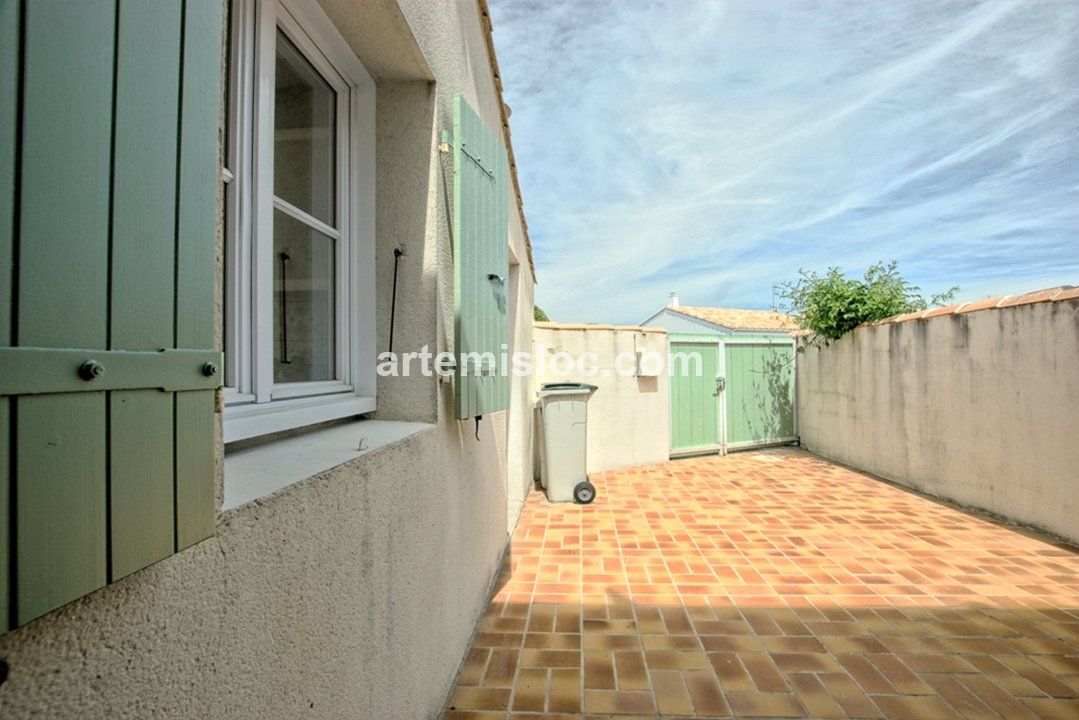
536,382 -> 599,503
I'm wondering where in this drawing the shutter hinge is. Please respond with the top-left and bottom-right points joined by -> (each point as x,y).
0,346 -> 224,396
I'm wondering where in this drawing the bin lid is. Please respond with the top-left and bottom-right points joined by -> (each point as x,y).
537,382 -> 599,397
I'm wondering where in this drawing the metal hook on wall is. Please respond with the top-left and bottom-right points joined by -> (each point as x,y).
389,247 -> 405,353
278,251 -> 291,364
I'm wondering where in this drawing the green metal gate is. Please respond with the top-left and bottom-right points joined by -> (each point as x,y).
669,341 -> 722,455
723,341 -> 796,450
670,339 -> 796,456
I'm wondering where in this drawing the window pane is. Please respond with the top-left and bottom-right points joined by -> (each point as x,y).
274,29 -> 335,225
273,210 -> 335,383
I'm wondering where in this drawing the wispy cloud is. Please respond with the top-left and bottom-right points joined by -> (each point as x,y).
489,0 -> 1079,323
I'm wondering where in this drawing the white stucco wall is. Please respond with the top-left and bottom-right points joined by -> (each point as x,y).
506,258 -> 536,524
796,299 -> 1079,543
0,425 -> 510,719
533,324 -> 670,474
364,0 -> 534,521
0,2 -> 535,718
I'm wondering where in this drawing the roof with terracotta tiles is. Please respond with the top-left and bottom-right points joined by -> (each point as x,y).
871,285 -> 1077,326
668,306 -> 800,332
535,321 -> 666,334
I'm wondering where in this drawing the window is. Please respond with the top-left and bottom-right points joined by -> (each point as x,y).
222,0 -> 376,443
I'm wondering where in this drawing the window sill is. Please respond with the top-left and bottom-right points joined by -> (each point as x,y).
223,394 -> 376,443
223,418 -> 432,511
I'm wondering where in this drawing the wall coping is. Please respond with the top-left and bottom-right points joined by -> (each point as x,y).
870,285 -> 1077,326
791,285 -> 1078,339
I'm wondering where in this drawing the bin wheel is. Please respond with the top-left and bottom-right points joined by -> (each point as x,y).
573,481 -> 596,504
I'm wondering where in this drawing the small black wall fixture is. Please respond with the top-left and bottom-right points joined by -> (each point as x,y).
388,247 -> 404,353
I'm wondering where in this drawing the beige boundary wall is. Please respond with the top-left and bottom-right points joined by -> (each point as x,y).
534,323 -> 671,474
796,291 -> 1079,543
0,2 -> 535,718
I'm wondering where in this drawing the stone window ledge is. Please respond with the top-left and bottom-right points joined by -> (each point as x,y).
223,418 -> 433,511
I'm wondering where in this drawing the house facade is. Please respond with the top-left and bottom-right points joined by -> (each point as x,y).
0,1 -> 535,717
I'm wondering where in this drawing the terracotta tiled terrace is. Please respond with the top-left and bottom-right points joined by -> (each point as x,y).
444,449 -> 1079,720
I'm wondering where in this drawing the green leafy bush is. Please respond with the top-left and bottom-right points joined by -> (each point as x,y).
533,304 -> 550,322
778,261 -> 957,345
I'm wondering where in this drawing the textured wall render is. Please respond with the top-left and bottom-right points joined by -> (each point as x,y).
0,1 -> 534,718
533,325 -> 670,475
796,300 -> 1079,543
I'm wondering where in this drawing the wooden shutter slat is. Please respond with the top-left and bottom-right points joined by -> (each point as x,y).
467,107 -> 477,414
477,102 -> 483,416
482,109 -> 491,414
18,0 -> 113,349
108,0 -> 184,580
110,391 -> 175,579
15,0 -> 115,626
111,0 -> 181,351
176,391 -> 215,549
494,121 -> 509,411
0,403 -> 7,630
0,0 -> 16,343
0,0 -> 19,631
176,0 -> 223,351
17,395 -> 108,626
174,0 -> 223,549
452,98 -> 463,415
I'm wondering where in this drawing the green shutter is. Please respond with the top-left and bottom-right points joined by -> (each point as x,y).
0,0 -> 223,631
451,94 -> 509,419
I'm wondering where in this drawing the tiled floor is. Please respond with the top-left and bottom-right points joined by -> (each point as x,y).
444,449 -> 1079,719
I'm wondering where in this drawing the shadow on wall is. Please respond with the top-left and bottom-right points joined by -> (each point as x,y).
738,352 -> 795,443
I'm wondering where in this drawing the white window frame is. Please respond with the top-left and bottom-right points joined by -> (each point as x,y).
222,0 -> 376,443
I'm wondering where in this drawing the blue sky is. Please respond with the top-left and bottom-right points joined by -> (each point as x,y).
488,0 -> 1079,324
